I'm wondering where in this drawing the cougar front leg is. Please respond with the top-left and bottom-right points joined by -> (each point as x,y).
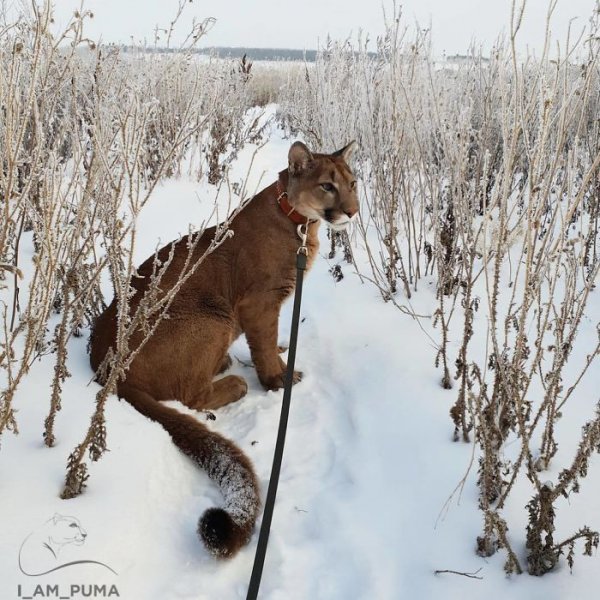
239,300 -> 301,391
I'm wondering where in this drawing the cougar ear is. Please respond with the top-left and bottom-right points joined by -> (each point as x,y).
333,140 -> 357,162
288,141 -> 314,175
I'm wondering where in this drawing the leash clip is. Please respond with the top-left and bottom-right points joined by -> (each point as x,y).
296,224 -> 308,255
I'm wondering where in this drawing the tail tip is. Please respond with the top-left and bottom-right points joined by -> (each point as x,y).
198,508 -> 249,559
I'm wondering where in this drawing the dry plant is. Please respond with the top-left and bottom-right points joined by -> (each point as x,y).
465,1 -> 600,574
0,2 -> 101,441
280,0 -> 600,577
0,1 -> 267,495
189,54 -> 270,186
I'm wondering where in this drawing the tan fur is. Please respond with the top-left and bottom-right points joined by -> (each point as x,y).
89,141 -> 359,557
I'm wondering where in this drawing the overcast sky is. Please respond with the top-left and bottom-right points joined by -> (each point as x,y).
51,0 -> 597,56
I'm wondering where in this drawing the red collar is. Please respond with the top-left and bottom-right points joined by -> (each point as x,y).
276,180 -> 311,225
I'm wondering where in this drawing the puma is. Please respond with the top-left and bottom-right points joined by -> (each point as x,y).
89,141 -> 359,558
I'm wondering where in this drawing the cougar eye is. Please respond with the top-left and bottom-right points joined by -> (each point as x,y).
350,181 -> 357,190
320,183 -> 334,192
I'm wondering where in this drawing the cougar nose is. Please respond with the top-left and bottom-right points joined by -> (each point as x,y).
344,207 -> 358,218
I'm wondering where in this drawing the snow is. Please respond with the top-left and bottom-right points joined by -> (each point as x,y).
1,119 -> 600,600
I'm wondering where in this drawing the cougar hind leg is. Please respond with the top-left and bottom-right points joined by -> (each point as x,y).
184,375 -> 248,411
177,375 -> 248,410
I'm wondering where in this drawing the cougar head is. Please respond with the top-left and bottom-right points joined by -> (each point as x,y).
286,141 -> 359,231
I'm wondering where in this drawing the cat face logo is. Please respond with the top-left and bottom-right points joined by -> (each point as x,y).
43,514 -> 87,556
19,514 -> 117,577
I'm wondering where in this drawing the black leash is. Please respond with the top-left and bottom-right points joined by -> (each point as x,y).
246,225 -> 309,600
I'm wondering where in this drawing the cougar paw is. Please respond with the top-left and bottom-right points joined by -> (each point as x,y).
222,375 -> 248,400
262,370 -> 303,391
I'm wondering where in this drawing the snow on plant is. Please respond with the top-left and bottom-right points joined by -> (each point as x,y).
0,1 -> 268,496
279,0 -> 600,576
0,3 -> 100,442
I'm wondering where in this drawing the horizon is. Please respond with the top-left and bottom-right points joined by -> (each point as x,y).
46,0 -> 598,59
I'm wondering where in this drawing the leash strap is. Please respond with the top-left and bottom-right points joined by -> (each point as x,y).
246,240 -> 308,600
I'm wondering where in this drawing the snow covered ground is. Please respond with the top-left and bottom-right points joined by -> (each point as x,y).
1,121 -> 599,600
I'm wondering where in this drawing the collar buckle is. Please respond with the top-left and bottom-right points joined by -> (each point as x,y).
276,180 -> 311,226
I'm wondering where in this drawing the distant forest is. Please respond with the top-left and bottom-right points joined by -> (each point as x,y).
119,45 -> 476,64
118,46 -> 386,62
199,47 -> 319,62
119,45 -> 319,62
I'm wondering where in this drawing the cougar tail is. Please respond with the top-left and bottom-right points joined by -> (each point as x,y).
117,382 -> 260,558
